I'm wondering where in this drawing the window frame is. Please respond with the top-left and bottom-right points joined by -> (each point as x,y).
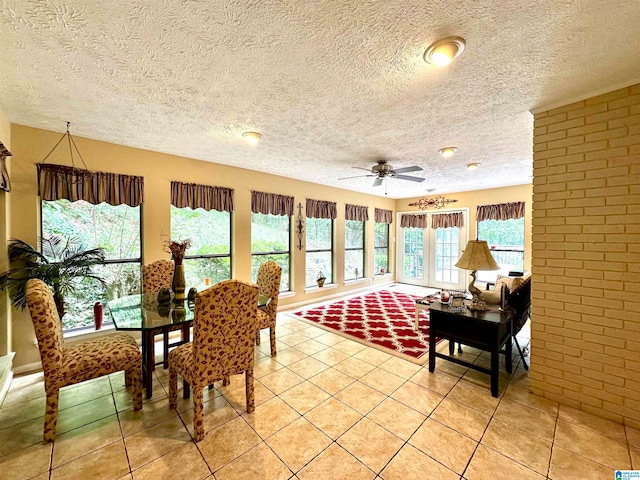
170,205 -> 233,285
251,212 -> 292,292
374,221 -> 390,275
476,217 -> 525,282
305,216 -> 334,287
344,219 -> 365,281
40,199 -> 143,332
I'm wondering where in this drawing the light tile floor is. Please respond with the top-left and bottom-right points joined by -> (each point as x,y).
1,286 -> 638,480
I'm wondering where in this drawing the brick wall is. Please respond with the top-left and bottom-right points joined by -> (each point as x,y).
531,84 -> 640,428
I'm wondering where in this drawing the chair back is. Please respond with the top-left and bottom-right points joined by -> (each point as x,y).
25,278 -> 64,383
256,260 -> 282,321
192,279 -> 258,380
142,259 -> 174,293
506,276 -> 531,336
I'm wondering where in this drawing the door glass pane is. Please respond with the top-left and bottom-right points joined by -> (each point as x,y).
433,227 -> 460,284
402,228 -> 423,278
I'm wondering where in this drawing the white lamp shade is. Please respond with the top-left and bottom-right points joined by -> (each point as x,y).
455,240 -> 500,271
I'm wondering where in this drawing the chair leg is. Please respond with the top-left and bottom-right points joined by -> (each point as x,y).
255,329 -> 261,345
245,369 -> 255,413
222,375 -> 230,386
43,390 -> 60,443
124,370 -> 132,387
269,326 -> 277,356
130,367 -> 143,410
513,336 -> 529,370
193,386 -> 205,442
169,366 -> 178,409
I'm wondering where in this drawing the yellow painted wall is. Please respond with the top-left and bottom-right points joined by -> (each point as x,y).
0,108 -> 10,357
9,124 -> 397,369
395,184 -> 533,275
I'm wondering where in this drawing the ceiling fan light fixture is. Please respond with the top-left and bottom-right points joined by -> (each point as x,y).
424,37 -> 466,66
242,132 -> 262,145
466,162 -> 480,171
438,147 -> 458,158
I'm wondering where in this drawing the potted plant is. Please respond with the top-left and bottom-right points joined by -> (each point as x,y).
316,271 -> 326,287
0,236 -> 107,318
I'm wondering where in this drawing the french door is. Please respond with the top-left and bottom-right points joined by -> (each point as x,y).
396,210 -> 468,289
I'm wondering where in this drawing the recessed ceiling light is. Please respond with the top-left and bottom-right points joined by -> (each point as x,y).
424,37 -> 466,66
438,147 -> 458,158
466,162 -> 480,171
242,132 -> 262,145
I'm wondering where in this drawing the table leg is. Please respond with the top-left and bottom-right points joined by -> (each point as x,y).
505,323 -> 513,374
428,328 -> 436,373
144,330 -> 155,399
414,308 -> 420,330
490,346 -> 499,398
449,340 -> 455,355
163,331 -> 169,369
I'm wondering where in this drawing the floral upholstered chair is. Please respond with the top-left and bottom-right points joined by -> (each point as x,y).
168,279 -> 258,442
142,259 -> 174,293
25,279 -> 142,443
254,260 -> 282,356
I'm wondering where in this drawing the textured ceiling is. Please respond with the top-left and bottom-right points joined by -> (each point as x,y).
1,1 -> 640,198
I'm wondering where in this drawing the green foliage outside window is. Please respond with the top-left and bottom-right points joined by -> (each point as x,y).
251,213 -> 291,291
42,199 -> 142,330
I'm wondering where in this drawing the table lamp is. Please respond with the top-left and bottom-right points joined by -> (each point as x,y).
455,240 -> 500,310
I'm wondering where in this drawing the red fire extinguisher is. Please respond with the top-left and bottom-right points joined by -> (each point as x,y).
94,302 -> 103,330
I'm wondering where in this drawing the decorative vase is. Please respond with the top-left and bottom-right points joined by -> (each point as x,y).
93,302 -> 103,330
317,277 -> 326,287
157,287 -> 172,304
172,262 -> 186,301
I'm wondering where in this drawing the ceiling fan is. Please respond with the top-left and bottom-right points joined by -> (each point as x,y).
339,160 -> 425,187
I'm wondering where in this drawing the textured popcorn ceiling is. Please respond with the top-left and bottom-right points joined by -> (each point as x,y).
1,1 -> 640,198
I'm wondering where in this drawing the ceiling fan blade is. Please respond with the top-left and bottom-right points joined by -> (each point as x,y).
373,177 -> 383,187
395,174 -> 425,183
338,174 -> 375,180
394,165 -> 423,174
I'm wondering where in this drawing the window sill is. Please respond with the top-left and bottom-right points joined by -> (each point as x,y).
373,273 -> 393,279
305,283 -> 338,294
279,291 -> 296,299
344,278 -> 370,286
61,324 -> 139,344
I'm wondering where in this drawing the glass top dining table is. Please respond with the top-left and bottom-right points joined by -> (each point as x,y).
107,290 -> 270,398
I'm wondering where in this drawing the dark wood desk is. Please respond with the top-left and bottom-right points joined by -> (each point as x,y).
428,302 -> 513,397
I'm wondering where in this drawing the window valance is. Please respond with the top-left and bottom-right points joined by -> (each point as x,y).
374,208 -> 393,224
345,204 -> 369,221
400,214 -> 428,229
251,190 -> 294,216
432,212 -> 464,229
476,202 -> 525,221
0,141 -> 11,192
171,181 -> 234,212
37,163 -> 144,207
306,199 -> 337,219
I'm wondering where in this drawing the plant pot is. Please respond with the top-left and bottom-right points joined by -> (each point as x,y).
317,278 -> 326,287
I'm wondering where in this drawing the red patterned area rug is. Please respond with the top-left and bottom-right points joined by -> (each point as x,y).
292,290 -> 435,365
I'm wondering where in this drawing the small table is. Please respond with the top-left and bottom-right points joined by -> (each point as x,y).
108,292 -> 270,398
428,302 -> 513,397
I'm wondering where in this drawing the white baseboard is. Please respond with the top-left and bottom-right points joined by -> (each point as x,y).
12,360 -> 42,376
0,353 -> 16,405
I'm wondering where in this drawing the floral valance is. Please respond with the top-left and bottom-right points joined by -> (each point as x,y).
374,208 -> 393,224
171,181 -> 234,212
432,212 -> 464,229
400,214 -> 428,228
345,204 -> 369,221
0,141 -> 11,192
477,201 -> 525,221
306,199 -> 337,219
37,163 -> 144,207
251,190 -> 294,216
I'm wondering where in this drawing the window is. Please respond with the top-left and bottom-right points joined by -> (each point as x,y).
306,217 -> 333,286
374,222 -> 389,275
42,199 -> 142,331
345,219 -> 365,280
251,213 -> 291,291
170,205 -> 231,287
477,217 -> 525,282
434,226 -> 460,283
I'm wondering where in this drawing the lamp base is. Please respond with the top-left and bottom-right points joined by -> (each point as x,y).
467,295 -> 490,311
